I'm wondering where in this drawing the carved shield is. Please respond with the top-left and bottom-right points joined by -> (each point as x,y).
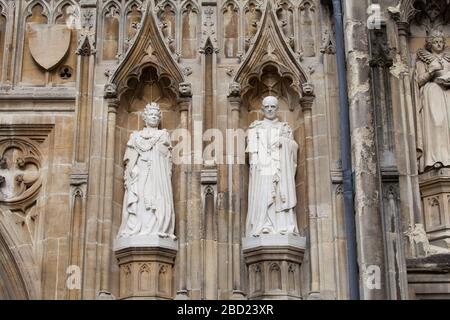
28,24 -> 71,71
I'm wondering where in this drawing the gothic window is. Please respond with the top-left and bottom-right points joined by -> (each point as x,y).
181,3 -> 198,59
158,3 -> 176,53
124,2 -> 142,52
21,3 -> 48,85
102,3 -> 120,61
222,2 -> 239,58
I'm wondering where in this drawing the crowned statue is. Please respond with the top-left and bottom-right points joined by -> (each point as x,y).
246,96 -> 299,237
415,29 -> 450,172
118,103 -> 176,239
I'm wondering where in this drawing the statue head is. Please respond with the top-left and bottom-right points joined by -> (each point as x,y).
425,29 -> 446,54
262,96 -> 279,120
179,82 -> 192,98
143,103 -> 162,128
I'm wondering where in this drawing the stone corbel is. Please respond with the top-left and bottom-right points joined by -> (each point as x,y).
178,82 -> 192,99
300,83 -> 315,111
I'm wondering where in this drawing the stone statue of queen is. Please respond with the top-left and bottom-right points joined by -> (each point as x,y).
118,102 -> 176,239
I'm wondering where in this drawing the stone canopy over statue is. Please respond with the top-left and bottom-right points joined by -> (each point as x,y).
246,96 -> 299,237
414,29 -> 450,172
117,102 -> 176,239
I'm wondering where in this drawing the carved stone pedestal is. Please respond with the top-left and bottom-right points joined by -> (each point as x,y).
419,169 -> 450,249
242,235 -> 306,300
114,236 -> 178,300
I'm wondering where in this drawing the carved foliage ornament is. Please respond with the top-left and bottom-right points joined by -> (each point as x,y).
0,138 -> 42,209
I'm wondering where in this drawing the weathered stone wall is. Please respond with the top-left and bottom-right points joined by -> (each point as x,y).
0,0 -> 448,300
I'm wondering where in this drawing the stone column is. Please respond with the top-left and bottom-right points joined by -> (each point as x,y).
392,20 -> 423,257
299,84 -> 320,299
228,83 -> 246,300
175,94 -> 191,300
98,94 -> 119,298
343,0 -> 386,299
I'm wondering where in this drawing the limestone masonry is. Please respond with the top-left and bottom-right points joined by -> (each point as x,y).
0,0 -> 449,300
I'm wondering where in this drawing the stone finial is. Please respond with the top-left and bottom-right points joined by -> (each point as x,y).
179,82 -> 192,98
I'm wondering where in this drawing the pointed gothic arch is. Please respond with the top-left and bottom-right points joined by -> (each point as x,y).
107,0 -> 185,102
233,1 -> 309,101
0,208 -> 41,299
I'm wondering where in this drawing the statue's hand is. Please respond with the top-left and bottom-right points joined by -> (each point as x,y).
429,61 -> 444,74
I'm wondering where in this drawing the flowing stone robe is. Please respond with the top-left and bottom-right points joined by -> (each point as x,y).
246,119 -> 299,236
118,128 -> 175,238
415,49 -> 450,171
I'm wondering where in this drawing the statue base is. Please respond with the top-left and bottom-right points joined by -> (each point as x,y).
419,169 -> 450,249
242,234 -> 306,300
114,235 -> 178,300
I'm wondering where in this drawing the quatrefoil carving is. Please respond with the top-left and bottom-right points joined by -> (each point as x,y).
0,138 -> 42,209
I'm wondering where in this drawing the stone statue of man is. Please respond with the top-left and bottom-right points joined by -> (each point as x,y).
414,29 -> 450,172
118,103 -> 175,239
246,96 -> 299,236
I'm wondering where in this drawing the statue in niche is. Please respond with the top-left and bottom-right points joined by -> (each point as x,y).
118,103 -> 176,239
414,29 -> 450,172
246,96 -> 299,236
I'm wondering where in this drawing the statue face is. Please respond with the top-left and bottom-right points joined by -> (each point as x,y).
179,82 -> 192,96
144,109 -> 161,128
262,97 -> 279,120
431,37 -> 445,54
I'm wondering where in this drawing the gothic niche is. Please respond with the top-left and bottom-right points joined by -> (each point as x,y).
0,138 -> 42,243
53,3 -> 79,84
157,3 -> 176,54
21,1 -> 78,85
276,1 -> 295,49
181,3 -> 198,59
21,3 -> 48,85
411,0 -> 450,33
239,64 -> 307,236
244,2 -> 262,51
124,3 -> 143,52
102,3 -> 120,61
299,0 -> 316,57
406,0 -> 450,250
222,2 -> 239,58
113,65 -> 181,244
0,3 -> 7,81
